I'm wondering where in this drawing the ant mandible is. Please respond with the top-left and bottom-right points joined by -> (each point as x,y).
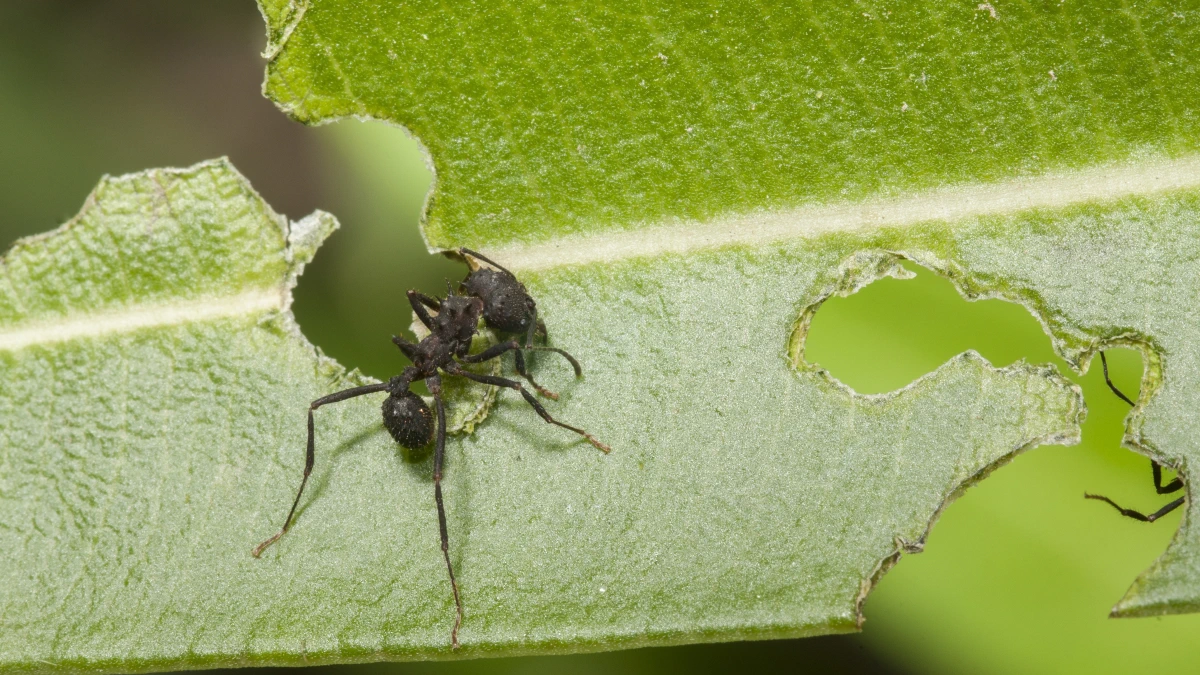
252,248 -> 610,650
1085,350 -> 1185,522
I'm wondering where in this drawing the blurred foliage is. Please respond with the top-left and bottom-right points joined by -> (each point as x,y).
0,1 -> 458,382
2,2 -> 1197,674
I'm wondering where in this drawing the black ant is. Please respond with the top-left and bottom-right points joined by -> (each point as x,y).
1084,351 -> 1184,522
252,248 -> 609,649
416,248 -> 576,400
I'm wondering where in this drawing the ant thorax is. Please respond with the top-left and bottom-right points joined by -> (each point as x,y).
410,298 -> 502,435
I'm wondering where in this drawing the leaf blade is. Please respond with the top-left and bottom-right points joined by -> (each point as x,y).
12,0 -> 1200,670
263,2 -> 1200,249
0,162 -> 1083,671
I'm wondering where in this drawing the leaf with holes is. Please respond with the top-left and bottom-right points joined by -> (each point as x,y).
5,1 -> 1200,672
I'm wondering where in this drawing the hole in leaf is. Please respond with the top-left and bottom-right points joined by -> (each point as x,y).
805,262 -> 1063,395
826,264 -> 1190,662
291,120 -> 460,383
805,260 -> 1180,573
803,262 -> 1159,476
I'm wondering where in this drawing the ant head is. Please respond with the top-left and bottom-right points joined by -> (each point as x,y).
435,293 -> 484,340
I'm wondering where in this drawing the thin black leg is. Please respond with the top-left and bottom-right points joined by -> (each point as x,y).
513,306 -> 549,397
1085,493 -> 1185,523
467,342 -> 579,377
459,339 -> 523,364
427,375 -> 463,649
1095,349 -> 1185,500
1099,351 -> 1135,406
459,338 -> 582,400
460,247 -> 516,278
448,367 -> 610,453
525,345 -> 582,377
523,306 -> 538,346
407,290 -> 436,330
252,382 -> 390,557
1154,461 -> 1184,495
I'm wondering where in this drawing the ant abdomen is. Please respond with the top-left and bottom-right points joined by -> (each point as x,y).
463,268 -> 535,334
382,390 -> 434,449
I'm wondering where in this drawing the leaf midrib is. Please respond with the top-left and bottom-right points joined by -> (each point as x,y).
0,288 -> 285,352
488,154 -> 1200,272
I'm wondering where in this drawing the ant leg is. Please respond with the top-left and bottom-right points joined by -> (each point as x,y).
1085,493 -> 1185,522
461,337 -> 581,374
460,247 -> 516,278
524,346 -> 582,377
512,345 -> 583,400
1153,461 -> 1184,494
447,367 -> 610,453
427,375 -> 463,650
514,308 -> 582,397
1099,351 -> 1136,406
1084,463 -> 1183,515
252,382 -> 391,557
513,350 -> 557,399
522,305 -> 539,347
459,339 -> 522,364
392,335 -> 419,362
513,307 -> 547,396
407,290 -> 437,330
1095,350 -> 1185,501
460,339 -> 581,400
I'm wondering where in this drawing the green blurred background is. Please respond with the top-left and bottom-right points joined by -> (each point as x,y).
2,3 -> 1196,673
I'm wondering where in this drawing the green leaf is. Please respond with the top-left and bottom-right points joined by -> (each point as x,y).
262,1 -> 1199,250
5,2 -> 1200,673
0,160 -> 1082,672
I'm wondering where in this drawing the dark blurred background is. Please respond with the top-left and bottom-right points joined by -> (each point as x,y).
3,3 -> 1197,674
